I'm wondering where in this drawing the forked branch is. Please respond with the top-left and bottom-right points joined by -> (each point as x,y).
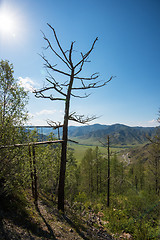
74,37 -> 98,69
47,23 -> 71,67
69,112 -> 97,124
47,120 -> 63,129
35,24 -> 113,213
41,30 -> 71,69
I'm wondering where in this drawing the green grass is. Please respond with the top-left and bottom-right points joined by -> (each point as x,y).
69,136 -> 144,163
69,143 -> 125,163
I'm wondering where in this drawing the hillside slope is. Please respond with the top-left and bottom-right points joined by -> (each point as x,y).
69,124 -> 156,146
0,192 -> 114,240
26,124 -> 156,146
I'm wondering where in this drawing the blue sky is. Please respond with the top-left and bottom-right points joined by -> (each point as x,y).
0,0 -> 160,127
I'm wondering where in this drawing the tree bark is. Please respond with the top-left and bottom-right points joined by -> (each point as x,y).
107,135 -> 110,207
58,70 -> 74,212
32,145 -> 38,207
28,145 -> 34,201
33,26 -> 112,211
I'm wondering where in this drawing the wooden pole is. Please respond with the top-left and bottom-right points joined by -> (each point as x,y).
0,140 -> 63,149
28,145 -> 35,201
107,135 -> 110,207
32,145 -> 38,207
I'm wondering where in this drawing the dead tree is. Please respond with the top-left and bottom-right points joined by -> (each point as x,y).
34,24 -> 112,212
47,120 -> 63,140
107,135 -> 110,207
28,145 -> 35,204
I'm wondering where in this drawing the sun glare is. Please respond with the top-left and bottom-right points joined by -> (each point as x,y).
0,7 -> 18,38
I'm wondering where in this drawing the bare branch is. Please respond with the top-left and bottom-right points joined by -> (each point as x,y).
46,69 -> 68,90
147,134 -> 160,145
46,69 -> 57,84
75,54 -> 91,76
74,52 -> 85,75
69,112 -> 97,124
46,75 -> 63,91
0,140 -> 63,149
74,72 -> 99,80
72,76 -> 113,90
68,139 -> 79,144
47,120 -> 63,129
41,30 -> 71,69
34,90 -> 66,101
40,54 -> 71,77
33,84 -> 66,97
71,92 -> 91,98
48,66 -> 71,77
45,78 -> 66,96
47,23 -> 71,66
61,80 -> 69,87
81,79 -> 86,88
69,41 -> 75,68
34,86 -> 54,93
74,37 -> 98,69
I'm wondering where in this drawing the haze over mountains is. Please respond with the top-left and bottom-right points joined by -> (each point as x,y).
29,124 -> 157,146
68,124 -> 156,146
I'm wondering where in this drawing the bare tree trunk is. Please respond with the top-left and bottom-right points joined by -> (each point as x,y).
97,162 -> 99,195
58,70 -> 74,212
28,145 -> 38,207
34,25 -> 112,212
96,149 -> 99,195
99,164 -> 102,193
90,161 -> 93,198
28,145 -> 34,200
58,125 -> 68,211
107,135 -> 110,207
32,145 -> 38,207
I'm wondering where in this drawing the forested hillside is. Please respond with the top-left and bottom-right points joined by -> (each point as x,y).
69,124 -> 156,146
29,123 -> 156,146
1,62 -> 160,239
1,0 -> 160,238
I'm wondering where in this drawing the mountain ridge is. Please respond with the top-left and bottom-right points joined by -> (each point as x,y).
25,123 -> 157,146
68,123 -> 156,146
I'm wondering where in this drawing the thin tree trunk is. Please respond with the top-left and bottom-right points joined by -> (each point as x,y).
99,164 -> 102,193
28,145 -> 38,207
32,145 -> 38,207
96,150 -> 99,195
58,125 -> 68,211
107,135 -> 110,207
28,145 -> 35,200
58,70 -> 74,212
91,161 -> 93,198
155,157 -> 159,195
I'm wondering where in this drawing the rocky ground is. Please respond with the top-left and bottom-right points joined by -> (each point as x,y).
0,193 -> 116,240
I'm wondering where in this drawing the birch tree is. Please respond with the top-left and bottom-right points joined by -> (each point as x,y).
0,60 -> 28,195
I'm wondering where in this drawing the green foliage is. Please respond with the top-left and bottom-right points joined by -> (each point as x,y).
0,61 -> 159,238
0,60 -> 29,196
111,154 -> 125,194
0,60 -> 28,142
65,149 -> 79,203
78,147 -> 107,199
102,192 -> 160,239
147,134 -> 160,195
71,144 -> 160,239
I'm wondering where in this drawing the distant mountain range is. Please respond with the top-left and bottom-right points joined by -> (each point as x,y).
26,123 -> 157,146
68,124 -> 157,146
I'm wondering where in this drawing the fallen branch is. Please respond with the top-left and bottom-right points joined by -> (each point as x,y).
0,140 -> 63,149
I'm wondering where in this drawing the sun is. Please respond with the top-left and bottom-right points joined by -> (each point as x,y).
0,7 -> 18,37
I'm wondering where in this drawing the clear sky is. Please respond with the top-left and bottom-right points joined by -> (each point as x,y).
0,0 -> 160,127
